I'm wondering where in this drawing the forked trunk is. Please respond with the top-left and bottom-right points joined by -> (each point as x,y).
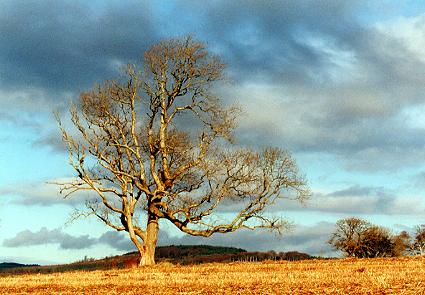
139,214 -> 159,266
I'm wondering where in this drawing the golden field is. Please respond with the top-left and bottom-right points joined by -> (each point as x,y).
1,257 -> 425,294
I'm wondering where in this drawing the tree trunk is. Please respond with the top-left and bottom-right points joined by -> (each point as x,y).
139,214 -> 159,266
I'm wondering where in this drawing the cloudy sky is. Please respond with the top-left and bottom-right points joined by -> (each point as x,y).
1,0 -> 425,264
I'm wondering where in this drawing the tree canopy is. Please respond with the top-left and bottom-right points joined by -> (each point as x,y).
328,217 -> 411,258
57,36 -> 310,266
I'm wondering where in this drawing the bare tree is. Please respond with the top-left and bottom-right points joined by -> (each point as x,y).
328,217 -> 371,257
412,225 -> 425,255
329,217 -> 412,258
391,230 -> 411,257
56,36 -> 310,266
360,226 -> 393,258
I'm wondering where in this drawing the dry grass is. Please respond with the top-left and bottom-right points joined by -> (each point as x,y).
1,257 -> 424,294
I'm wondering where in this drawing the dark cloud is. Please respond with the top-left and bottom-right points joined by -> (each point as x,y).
2,0 -> 425,172
2,227 -> 136,252
176,0 -> 363,85
0,0 -> 385,102
3,227 -> 97,249
98,231 -> 135,252
327,186 -> 389,198
196,2 -> 425,170
0,0 -> 157,94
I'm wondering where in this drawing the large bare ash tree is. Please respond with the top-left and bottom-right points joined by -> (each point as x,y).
57,36 -> 309,266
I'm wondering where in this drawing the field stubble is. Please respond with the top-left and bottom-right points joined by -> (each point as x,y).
1,257 -> 424,294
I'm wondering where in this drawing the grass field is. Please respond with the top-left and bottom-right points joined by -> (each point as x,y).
1,257 -> 424,294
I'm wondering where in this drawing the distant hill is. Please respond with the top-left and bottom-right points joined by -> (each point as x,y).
0,262 -> 39,269
152,244 -> 247,258
0,245 -> 312,275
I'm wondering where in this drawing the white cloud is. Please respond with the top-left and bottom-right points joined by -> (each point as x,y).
302,186 -> 425,216
0,178 -> 89,206
376,14 -> 425,63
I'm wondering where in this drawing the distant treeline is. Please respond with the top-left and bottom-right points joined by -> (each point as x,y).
154,244 -> 247,258
0,262 -> 39,270
329,218 -> 425,258
0,245 -> 311,275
